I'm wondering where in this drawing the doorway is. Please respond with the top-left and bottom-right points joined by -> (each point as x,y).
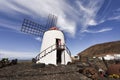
56,39 -> 62,64
56,39 -> 61,48
57,50 -> 62,64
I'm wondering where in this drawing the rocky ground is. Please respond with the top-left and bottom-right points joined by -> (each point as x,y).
0,61 -> 119,80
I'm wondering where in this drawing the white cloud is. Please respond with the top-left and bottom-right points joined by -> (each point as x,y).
35,37 -> 41,42
0,0 -> 78,36
96,8 -> 120,24
0,20 -> 20,31
0,50 -> 37,60
58,16 -> 76,37
87,19 -> 97,26
108,15 -> 120,21
110,8 -> 120,20
97,28 -> 112,33
0,0 -> 105,36
83,28 -> 112,33
76,0 -> 104,31
96,15 -> 120,25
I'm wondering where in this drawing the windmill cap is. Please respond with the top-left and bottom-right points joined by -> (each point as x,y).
49,27 -> 59,30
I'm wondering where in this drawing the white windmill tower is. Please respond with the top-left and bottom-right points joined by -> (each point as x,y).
21,14 -> 72,65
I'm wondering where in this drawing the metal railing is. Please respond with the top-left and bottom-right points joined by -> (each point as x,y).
35,44 -> 71,61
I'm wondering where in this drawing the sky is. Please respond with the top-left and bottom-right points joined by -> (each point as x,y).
0,0 -> 120,60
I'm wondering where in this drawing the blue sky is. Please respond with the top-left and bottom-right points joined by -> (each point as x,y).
0,0 -> 120,59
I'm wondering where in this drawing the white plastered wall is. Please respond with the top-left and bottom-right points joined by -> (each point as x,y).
61,50 -> 72,65
37,30 -> 72,65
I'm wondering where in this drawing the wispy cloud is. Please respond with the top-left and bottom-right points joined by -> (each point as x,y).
95,8 -> 120,25
76,0 -> 104,31
0,0 -> 105,37
107,7 -> 120,21
35,37 -> 42,42
0,21 -> 20,31
0,50 -> 37,59
0,0 -> 77,36
108,15 -> 120,21
97,28 -> 112,33
83,28 -> 112,33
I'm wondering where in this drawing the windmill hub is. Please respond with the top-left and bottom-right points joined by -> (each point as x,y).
49,27 -> 59,30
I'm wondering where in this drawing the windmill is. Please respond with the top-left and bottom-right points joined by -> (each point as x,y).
21,14 -> 72,65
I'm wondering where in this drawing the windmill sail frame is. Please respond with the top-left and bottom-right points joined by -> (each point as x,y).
21,14 -> 58,37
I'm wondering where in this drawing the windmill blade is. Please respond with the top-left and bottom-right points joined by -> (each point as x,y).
46,14 -> 58,28
21,19 -> 46,36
